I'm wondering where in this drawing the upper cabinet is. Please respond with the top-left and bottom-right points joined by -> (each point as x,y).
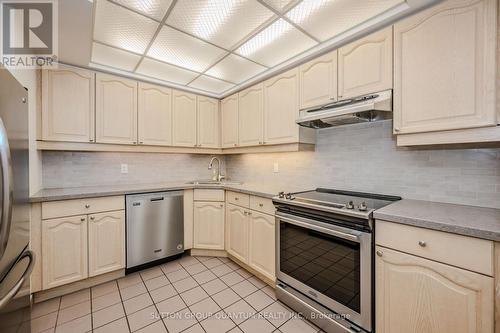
138,83 -> 172,146
393,0 -> 497,136
299,51 -> 338,109
172,90 -> 197,147
96,73 -> 138,145
338,27 -> 393,100
42,67 -> 95,143
221,94 -> 239,148
197,96 -> 220,148
238,84 -> 264,146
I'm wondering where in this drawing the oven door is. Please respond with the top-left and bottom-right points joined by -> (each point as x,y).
276,211 -> 372,331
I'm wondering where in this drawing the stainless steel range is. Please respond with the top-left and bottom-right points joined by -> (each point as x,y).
273,189 -> 400,333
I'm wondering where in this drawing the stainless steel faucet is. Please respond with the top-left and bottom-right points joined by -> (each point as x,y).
208,156 -> 225,182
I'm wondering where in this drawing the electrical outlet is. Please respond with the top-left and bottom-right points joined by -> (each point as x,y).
273,162 -> 279,173
121,164 -> 128,174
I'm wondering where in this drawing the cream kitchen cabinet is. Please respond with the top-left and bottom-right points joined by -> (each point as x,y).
42,215 -> 88,290
96,73 -> 138,145
138,82 -> 172,146
299,50 -> 338,109
238,84 -> 263,146
88,210 -> 125,277
197,96 -> 220,148
42,67 -> 95,143
338,26 -> 392,100
393,0 -> 497,137
248,211 -> 275,281
172,90 -> 197,147
225,204 -> 249,263
221,93 -> 239,148
193,201 -> 225,250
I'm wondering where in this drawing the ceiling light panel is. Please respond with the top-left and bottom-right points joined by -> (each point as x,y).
111,0 -> 173,21
262,0 -> 300,13
136,58 -> 199,85
148,26 -> 227,72
166,0 -> 275,49
91,42 -> 141,71
286,0 -> 405,41
189,75 -> 235,94
206,54 -> 267,84
236,18 -> 317,67
94,0 -> 159,54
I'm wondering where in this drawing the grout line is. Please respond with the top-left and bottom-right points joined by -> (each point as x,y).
116,280 -> 133,333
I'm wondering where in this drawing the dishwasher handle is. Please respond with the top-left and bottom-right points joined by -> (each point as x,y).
150,197 -> 165,202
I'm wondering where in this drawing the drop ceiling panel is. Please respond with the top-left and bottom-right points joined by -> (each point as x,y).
91,42 -> 141,71
148,26 -> 227,72
94,0 -> 158,54
236,18 -> 317,67
262,0 -> 300,13
136,58 -> 199,85
112,0 -> 173,21
286,0 -> 405,41
189,75 -> 235,94
166,0 -> 275,49
206,54 -> 267,84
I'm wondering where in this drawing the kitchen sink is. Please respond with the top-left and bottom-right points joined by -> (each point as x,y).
186,180 -> 243,186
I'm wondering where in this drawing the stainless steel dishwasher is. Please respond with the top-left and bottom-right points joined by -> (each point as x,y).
126,191 -> 184,272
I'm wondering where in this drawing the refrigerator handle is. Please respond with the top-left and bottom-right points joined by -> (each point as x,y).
0,250 -> 34,311
0,118 -> 13,261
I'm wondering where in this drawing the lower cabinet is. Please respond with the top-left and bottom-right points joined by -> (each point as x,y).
248,211 -> 275,280
42,215 -> 88,290
225,204 -> 249,263
376,246 -> 494,333
193,201 -> 225,250
88,211 -> 125,277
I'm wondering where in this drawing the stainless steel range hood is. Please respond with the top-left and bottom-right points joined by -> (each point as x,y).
296,90 -> 392,128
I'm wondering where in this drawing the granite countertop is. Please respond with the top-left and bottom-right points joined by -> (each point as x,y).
374,199 -> 500,242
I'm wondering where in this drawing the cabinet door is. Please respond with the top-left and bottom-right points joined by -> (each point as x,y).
393,0 -> 497,134
197,96 -> 220,148
263,68 -> 299,145
88,211 -> 125,277
138,82 -> 172,146
338,27 -> 392,100
172,90 -> 197,147
42,215 -> 88,289
96,73 -> 138,144
238,84 -> 263,147
225,204 -> 249,263
194,202 -> 225,250
221,94 -> 239,148
248,211 -> 275,280
299,50 -> 338,109
42,67 -> 95,143
376,246 -> 494,333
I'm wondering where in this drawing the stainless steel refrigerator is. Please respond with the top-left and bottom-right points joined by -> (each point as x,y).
0,68 -> 34,332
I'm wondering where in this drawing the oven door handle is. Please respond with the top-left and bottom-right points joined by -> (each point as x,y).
277,214 -> 361,242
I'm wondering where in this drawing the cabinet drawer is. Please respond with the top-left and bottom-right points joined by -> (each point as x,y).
226,191 -> 250,207
193,189 -> 225,202
376,220 -> 494,276
249,196 -> 275,215
42,196 -> 125,220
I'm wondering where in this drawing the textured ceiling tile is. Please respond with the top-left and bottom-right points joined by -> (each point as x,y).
206,54 -> 267,84
188,75 -> 235,94
91,42 -> 141,71
261,0 -> 300,12
136,58 -> 199,85
112,0 -> 173,21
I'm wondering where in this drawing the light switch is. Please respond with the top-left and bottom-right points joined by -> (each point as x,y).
273,162 -> 279,173
121,164 -> 128,174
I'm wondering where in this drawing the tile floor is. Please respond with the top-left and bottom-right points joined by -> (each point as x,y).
30,255 -> 322,333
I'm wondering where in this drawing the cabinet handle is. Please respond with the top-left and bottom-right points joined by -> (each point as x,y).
259,203 -> 263,207
376,250 -> 383,257
233,143 -> 237,147
418,241 -> 426,247
220,204 -> 223,208
133,142 -> 137,144
139,142 -> 144,144
247,211 -> 252,215
235,197 -> 239,201
394,128 -> 400,132
80,217 -> 85,222
89,139 -> 94,142
85,204 -> 90,209
90,216 -> 95,221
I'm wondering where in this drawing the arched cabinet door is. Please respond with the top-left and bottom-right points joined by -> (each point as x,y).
238,84 -> 264,147
248,211 -> 275,280
221,94 -> 239,148
193,202 -> 225,250
172,90 -> 197,147
225,204 -> 249,263
299,50 -> 338,109
138,83 -> 172,146
197,96 -> 220,148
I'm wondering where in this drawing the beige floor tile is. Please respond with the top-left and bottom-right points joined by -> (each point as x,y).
57,301 -> 91,325
118,273 -> 142,289
54,314 -> 91,333
134,320 -> 167,333
127,305 -> 159,332
200,311 -> 236,333
31,312 -> 58,333
202,258 -> 223,269
156,295 -> 187,316
60,289 -> 90,310
162,308 -> 197,333
123,293 -> 153,315
201,278 -> 227,295
145,275 -> 169,291
260,302 -> 294,327
192,270 -> 217,284
180,286 -> 209,306
92,291 -> 122,312
210,264 -> 232,277
149,284 -> 178,304
172,277 -> 197,293
228,326 -> 243,333
92,281 -> 119,299
225,261 -> 240,271
194,256 -> 213,262
247,276 -> 266,289
182,323 -> 204,333
279,317 -> 319,333
139,267 -> 164,281
232,280 -> 258,298
160,261 -> 183,274
92,303 -> 125,328
184,263 -> 207,275
224,300 -> 256,325
120,282 -> 147,301
93,318 -> 129,333
188,298 -> 221,321
220,272 -> 245,286
212,288 -> 241,309
31,298 -> 60,319
219,257 -> 230,264
238,315 -> 275,333
235,268 -> 252,279
261,285 -> 277,300
179,256 -> 199,267
244,290 -> 274,311
166,269 -> 189,283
